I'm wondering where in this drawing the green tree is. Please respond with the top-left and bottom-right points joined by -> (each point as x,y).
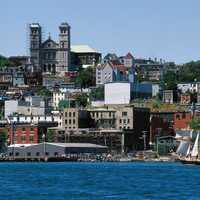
0,55 -> 10,67
46,129 -> 55,142
0,129 -> 7,152
74,93 -> 88,107
163,71 -> 177,90
36,87 -> 52,97
188,117 -> 200,131
58,100 -> 70,110
179,61 -> 200,82
75,66 -> 95,89
90,86 -> 104,101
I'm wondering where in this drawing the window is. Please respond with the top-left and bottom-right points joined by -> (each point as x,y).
120,119 -> 122,124
127,119 -> 130,123
65,112 -> 67,117
73,112 -> 76,117
45,152 -> 49,156
54,152 -> 58,156
36,152 -> 40,156
30,136 -> 34,143
122,112 -> 127,116
65,120 -> 67,124
9,152 -> 13,156
182,113 -> 186,119
22,127 -> 26,132
15,152 -> 19,156
176,114 -> 180,120
69,119 -> 71,124
73,119 -> 75,124
123,119 -> 126,123
69,112 -> 71,117
27,152 -> 31,156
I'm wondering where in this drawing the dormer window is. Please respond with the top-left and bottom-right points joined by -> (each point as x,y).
48,43 -> 51,47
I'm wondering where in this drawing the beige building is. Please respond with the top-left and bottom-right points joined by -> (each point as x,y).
115,106 -> 134,130
89,105 -> 134,130
63,108 -> 91,130
89,108 -> 116,129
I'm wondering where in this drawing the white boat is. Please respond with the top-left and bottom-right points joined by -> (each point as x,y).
179,133 -> 200,164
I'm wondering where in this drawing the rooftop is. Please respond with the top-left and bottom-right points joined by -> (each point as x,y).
71,45 -> 99,53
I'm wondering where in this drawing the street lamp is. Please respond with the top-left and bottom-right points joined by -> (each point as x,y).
156,128 -> 162,157
42,133 -> 46,160
141,130 -> 147,151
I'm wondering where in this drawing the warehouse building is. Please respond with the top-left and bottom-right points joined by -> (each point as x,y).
7,142 -> 108,159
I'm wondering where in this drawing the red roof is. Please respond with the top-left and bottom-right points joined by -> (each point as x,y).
125,52 -> 134,59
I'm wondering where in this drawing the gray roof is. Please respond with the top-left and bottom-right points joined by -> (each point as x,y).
48,143 -> 107,148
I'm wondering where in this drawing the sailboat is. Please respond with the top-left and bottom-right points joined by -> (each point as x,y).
179,133 -> 200,165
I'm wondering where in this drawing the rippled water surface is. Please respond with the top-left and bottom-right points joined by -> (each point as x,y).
0,162 -> 199,200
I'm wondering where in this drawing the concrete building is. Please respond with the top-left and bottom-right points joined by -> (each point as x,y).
53,91 -> 68,109
163,90 -> 174,104
71,45 -> 101,69
96,61 -> 126,85
131,83 -> 159,98
63,108 -> 92,130
4,100 -> 18,118
136,63 -> 163,81
119,52 -> 134,69
5,96 -> 52,117
7,143 -> 108,159
177,83 -> 197,94
29,22 -> 70,75
89,108 -> 116,129
105,82 -> 131,105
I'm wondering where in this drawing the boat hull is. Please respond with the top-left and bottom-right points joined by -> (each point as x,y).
180,159 -> 200,165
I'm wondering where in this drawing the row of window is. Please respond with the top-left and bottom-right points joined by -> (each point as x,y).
65,119 -> 76,125
9,152 -> 59,157
119,119 -> 130,124
65,126 -> 76,129
65,112 -> 76,117
119,126 -> 130,130
91,112 -> 115,118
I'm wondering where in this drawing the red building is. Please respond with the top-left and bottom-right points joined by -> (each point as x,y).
8,124 -> 38,144
150,112 -> 175,143
173,112 -> 192,130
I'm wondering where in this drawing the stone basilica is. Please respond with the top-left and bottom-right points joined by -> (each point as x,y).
29,22 -> 70,75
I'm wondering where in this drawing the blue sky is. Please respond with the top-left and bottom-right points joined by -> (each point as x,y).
0,0 -> 200,63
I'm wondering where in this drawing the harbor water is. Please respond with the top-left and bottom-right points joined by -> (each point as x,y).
0,162 -> 199,200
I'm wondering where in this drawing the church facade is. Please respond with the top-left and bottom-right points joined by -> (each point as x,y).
29,22 -> 70,75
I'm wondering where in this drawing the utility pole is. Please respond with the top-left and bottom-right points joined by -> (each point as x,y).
142,131 -> 147,151
42,133 -> 46,160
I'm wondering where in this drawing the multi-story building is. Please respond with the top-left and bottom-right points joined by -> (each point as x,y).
104,82 -> 131,105
71,45 -> 101,69
8,124 -> 38,144
96,61 -> 126,85
29,22 -> 70,75
119,52 -> 134,69
63,108 -> 92,130
89,108 -> 116,129
136,63 -> 163,81
53,91 -> 68,110
5,96 -> 52,118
